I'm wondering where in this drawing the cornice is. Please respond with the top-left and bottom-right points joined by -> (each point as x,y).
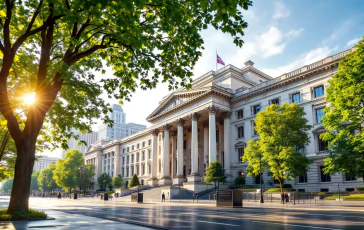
232,48 -> 353,103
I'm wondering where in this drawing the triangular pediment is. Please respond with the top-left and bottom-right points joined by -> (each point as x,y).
147,88 -> 211,121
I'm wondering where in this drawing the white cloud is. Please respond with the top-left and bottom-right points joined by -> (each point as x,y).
261,46 -> 332,77
285,28 -> 304,38
272,0 -> 290,19
347,38 -> 360,47
226,26 -> 304,65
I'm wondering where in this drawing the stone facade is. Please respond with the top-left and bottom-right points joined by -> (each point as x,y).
85,47 -> 364,192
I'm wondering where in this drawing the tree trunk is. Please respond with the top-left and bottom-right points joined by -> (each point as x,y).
279,179 -> 283,194
7,139 -> 36,213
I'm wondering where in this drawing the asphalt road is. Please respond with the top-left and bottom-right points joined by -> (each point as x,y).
2,197 -> 364,230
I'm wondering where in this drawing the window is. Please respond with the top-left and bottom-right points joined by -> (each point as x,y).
137,166 -> 139,175
159,161 -> 161,173
137,144 -> 140,149
237,109 -> 244,119
315,108 -> 325,123
142,151 -> 145,161
318,134 -> 328,152
345,173 -> 356,181
295,146 -> 305,154
127,156 -> 129,164
252,105 -> 261,115
142,142 -> 145,147
238,147 -> 244,161
127,147 -> 129,152
131,155 -> 134,163
216,130 -> 219,142
183,140 -> 187,150
122,148 -> 125,153
136,153 -> 139,162
159,145 -> 161,155
320,166 -> 331,182
299,172 -> 307,183
132,145 -> 134,150
237,126 -> 244,138
270,98 -> 280,105
148,139 -> 151,146
131,166 -> 134,175
142,165 -> 145,175
253,122 -> 258,136
148,150 -> 151,159
148,165 -> 151,174
291,92 -> 301,103
314,85 -> 324,98
126,168 -> 129,177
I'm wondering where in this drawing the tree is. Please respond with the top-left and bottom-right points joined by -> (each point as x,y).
38,163 -> 58,193
1,178 -> 13,193
322,37 -> 364,178
204,161 -> 226,189
30,170 -> 40,192
0,0 -> 253,213
234,176 -> 245,187
243,103 -> 312,193
128,174 -> 140,188
83,164 -> 96,191
53,150 -> 84,193
97,173 -> 112,190
112,174 -> 124,189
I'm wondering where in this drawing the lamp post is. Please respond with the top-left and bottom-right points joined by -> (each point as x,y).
241,172 -> 245,188
79,166 -> 86,195
43,172 -> 47,198
259,154 -> 264,203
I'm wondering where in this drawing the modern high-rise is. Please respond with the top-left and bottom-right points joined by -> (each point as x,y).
98,104 -> 146,140
62,129 -> 99,158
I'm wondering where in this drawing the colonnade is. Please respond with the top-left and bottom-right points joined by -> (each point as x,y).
148,105 -> 232,186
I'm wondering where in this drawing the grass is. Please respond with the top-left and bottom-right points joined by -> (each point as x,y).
265,188 -> 289,193
324,194 -> 364,200
0,208 -> 47,221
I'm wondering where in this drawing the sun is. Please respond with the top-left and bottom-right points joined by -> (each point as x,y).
23,92 -> 36,105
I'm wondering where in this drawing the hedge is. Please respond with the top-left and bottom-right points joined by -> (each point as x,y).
0,208 -> 47,221
356,186 -> 364,191
324,194 -> 364,200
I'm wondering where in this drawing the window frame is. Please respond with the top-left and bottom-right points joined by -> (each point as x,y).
291,92 -> 301,104
236,109 -> 244,119
237,126 -> 244,139
313,85 -> 325,98
251,104 -> 261,116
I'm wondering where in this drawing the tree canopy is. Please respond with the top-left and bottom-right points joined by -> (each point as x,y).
234,175 -> 245,187
97,172 -> 111,190
1,178 -> 13,193
204,160 -> 226,188
112,174 -> 124,189
38,163 -> 58,192
243,103 -> 312,193
30,170 -> 40,192
322,37 -> 364,177
53,149 -> 84,191
0,0 -> 253,213
128,174 -> 140,188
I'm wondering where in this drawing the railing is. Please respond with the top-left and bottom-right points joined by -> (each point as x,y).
234,48 -> 353,98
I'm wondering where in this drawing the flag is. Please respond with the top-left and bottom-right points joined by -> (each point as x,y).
217,54 -> 225,66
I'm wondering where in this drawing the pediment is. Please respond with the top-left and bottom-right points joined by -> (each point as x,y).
147,88 -> 211,121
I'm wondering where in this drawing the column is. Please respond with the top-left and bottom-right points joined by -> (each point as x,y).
219,120 -> 224,163
128,154 -> 132,177
144,150 -> 148,176
96,151 -> 103,190
124,156 -> 127,179
147,129 -> 159,186
188,112 -> 201,182
223,111 -> 232,182
171,133 -> 176,178
115,146 -> 121,176
159,124 -> 172,185
206,105 -> 218,165
174,119 -> 185,185
203,123 -> 209,175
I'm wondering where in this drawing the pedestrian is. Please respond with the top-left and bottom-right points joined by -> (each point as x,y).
281,192 -> 285,204
57,192 -> 62,199
162,192 -> 165,202
285,193 -> 289,203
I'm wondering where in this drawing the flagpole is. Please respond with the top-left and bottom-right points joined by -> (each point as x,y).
216,50 -> 217,71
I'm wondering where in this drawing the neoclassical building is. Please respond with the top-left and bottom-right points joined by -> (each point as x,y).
85,47 -> 364,192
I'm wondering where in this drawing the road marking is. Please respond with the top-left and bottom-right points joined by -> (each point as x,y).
197,220 -> 239,227
252,221 -> 342,230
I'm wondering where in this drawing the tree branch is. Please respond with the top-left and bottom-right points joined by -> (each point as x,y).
26,0 -> 44,33
67,44 -> 106,65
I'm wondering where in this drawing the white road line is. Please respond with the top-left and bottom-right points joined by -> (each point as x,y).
252,221 -> 342,230
197,220 -> 240,227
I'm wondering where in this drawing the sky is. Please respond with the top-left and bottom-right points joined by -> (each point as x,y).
45,0 -> 364,158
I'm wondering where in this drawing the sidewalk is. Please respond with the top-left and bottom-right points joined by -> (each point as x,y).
0,209 -> 152,230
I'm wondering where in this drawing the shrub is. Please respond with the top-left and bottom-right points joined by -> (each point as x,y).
128,174 -> 140,188
0,208 -> 47,221
356,186 -> 364,191
276,184 -> 292,189
234,176 -> 245,186
342,194 -> 364,200
317,192 -> 326,196
265,188 -> 288,193
323,196 -> 339,200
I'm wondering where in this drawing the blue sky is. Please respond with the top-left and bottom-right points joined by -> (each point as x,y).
119,0 -> 364,128
47,0 -> 364,157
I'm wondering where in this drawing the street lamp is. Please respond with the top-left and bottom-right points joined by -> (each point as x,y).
43,172 -> 47,198
259,154 -> 264,203
79,166 -> 86,195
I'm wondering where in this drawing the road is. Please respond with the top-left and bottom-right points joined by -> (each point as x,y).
2,196 -> 364,230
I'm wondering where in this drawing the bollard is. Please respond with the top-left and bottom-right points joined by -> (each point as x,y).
293,193 -> 295,205
209,194 -> 210,201
310,193 -> 311,203
271,194 -> 272,203
196,195 -> 199,203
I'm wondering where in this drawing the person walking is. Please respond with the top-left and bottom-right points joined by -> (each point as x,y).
285,193 -> 289,203
162,192 -> 165,202
281,192 -> 285,204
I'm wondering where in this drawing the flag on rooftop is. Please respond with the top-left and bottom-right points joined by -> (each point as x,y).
217,54 -> 225,66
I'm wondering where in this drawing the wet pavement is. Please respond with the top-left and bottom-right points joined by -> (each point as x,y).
1,196 -> 364,229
